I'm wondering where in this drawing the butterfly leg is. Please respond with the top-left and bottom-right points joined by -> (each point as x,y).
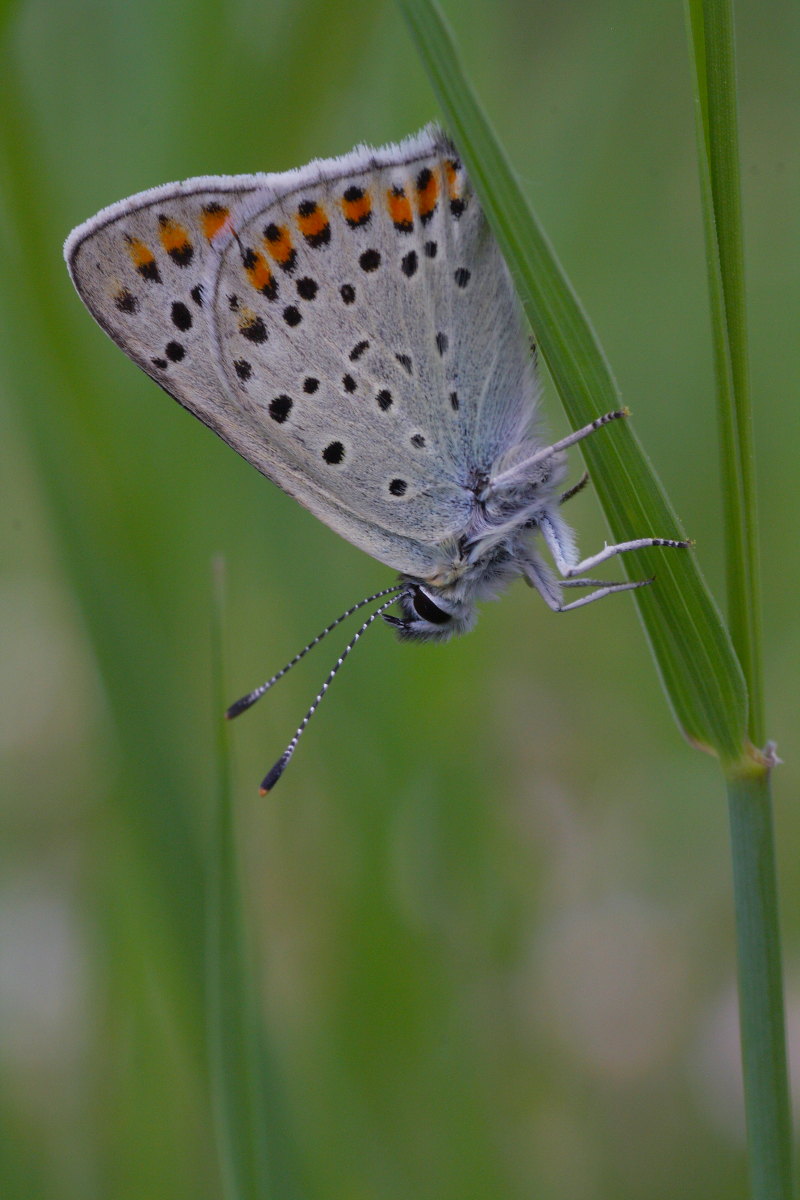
525,555 -> 653,612
560,576 -> 640,588
490,412 -> 629,491
556,579 -> 654,611
558,471 -> 590,506
538,511 -> 689,579
557,578 -> 654,610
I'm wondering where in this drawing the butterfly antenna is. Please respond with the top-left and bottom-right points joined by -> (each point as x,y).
226,585 -> 405,719
260,592 -> 406,794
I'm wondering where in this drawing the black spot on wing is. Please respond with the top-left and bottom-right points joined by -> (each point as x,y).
171,301 -> 192,331
323,441 -> 345,465
269,394 -> 292,422
401,251 -> 417,278
359,249 -> 380,272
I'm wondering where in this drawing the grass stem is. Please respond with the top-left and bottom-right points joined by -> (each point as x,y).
727,756 -> 793,1199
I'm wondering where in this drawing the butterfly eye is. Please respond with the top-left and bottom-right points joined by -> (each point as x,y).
411,587 -> 451,625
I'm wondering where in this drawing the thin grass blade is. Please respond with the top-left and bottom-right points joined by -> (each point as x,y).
686,3 -> 792,1195
685,0 -> 764,745
397,0 -> 748,766
727,761 -> 794,1200
207,558 -> 272,1200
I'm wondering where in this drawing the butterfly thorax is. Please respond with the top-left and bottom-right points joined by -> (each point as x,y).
384,448 -> 568,641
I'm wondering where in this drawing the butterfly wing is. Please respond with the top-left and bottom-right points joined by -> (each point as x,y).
65,175 -> 268,452
65,127 -> 538,579
66,163 -> 451,578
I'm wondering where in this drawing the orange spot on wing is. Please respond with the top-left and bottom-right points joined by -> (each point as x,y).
296,202 -> 329,240
444,159 -> 460,200
244,249 -> 275,296
340,188 -> 372,227
444,158 -> 466,216
263,224 -> 295,266
126,237 -> 155,269
415,167 -> 440,221
201,203 -> 230,240
386,187 -> 413,231
158,216 -> 190,254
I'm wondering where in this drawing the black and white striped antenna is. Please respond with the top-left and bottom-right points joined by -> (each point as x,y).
225,584 -> 404,717
226,585 -> 407,792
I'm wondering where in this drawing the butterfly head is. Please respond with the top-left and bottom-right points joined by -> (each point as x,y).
383,581 -> 476,642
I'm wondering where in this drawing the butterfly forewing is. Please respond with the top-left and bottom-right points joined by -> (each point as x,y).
65,178 -> 269,446
209,133 -> 481,544
65,127 -> 538,576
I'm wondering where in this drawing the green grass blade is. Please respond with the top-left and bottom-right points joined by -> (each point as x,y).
0,42 -> 209,1044
727,760 -> 794,1199
207,558 -> 272,1200
686,4 -> 792,1195
397,0 -> 747,765
685,0 -> 764,746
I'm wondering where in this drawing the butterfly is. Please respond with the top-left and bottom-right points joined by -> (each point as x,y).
64,125 -> 688,790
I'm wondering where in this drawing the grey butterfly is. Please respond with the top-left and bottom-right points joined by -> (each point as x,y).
64,125 -> 688,789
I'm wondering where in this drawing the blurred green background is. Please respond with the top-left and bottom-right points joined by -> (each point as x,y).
1,1 -> 798,1197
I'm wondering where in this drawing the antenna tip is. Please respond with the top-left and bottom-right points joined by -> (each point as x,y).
260,751 -> 291,795
226,694 -> 254,720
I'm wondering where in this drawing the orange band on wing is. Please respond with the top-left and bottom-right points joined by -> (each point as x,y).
243,248 -> 277,299
444,158 -> 466,217
124,235 -> 161,281
263,223 -> 297,271
386,186 -> 413,232
158,216 -> 193,265
415,166 -> 439,224
340,186 -> 372,228
296,200 -> 331,247
201,203 -> 230,240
